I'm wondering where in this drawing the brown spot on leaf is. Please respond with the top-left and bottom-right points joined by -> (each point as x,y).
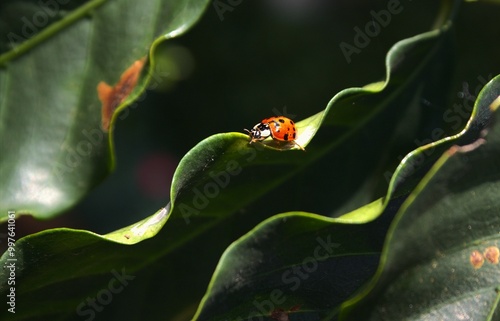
97,56 -> 147,131
470,250 -> 484,269
484,246 -> 499,264
270,305 -> 301,321
270,308 -> 289,321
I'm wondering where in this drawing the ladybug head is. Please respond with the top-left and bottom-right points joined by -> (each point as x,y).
244,122 -> 271,142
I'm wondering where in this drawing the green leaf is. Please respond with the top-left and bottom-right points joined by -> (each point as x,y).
190,24 -> 498,317
340,76 -> 500,320
190,77 -> 500,321
0,2 -> 465,321
0,0 -> 211,220
191,212 -> 386,321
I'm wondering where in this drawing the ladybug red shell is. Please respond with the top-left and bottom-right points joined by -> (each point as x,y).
244,116 -> 305,150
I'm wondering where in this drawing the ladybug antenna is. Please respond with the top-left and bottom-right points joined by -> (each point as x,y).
244,128 -> 254,142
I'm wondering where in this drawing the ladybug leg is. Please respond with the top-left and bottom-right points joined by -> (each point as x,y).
294,141 -> 305,151
244,128 -> 262,144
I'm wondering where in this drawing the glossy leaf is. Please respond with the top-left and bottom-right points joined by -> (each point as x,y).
341,75 -> 500,320
191,74 -> 500,321
0,0 -> 211,220
0,6 -> 461,321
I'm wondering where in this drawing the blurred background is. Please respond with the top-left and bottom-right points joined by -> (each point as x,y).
6,0 -> 500,238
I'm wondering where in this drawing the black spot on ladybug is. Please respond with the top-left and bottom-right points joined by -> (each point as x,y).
278,118 -> 285,123
257,123 -> 269,131
293,133 -> 296,139
284,133 -> 289,141
290,120 -> 294,125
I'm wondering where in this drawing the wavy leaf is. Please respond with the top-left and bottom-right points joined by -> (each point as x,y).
191,76 -> 500,321
0,0 -> 211,220
0,4 -> 462,321
341,75 -> 500,320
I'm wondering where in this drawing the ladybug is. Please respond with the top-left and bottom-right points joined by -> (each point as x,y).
244,116 -> 305,150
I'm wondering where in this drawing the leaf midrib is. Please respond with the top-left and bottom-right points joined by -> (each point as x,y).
0,0 -> 107,66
